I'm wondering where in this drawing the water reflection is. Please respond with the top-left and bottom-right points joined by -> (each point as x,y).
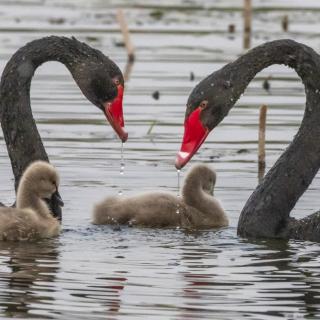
171,234 -> 320,319
94,273 -> 128,316
0,240 -> 60,318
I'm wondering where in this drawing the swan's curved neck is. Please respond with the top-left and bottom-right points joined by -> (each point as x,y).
223,40 -> 320,238
182,178 -> 200,205
0,37 -> 83,189
17,183 -> 51,218
182,178 -> 214,214
210,40 -> 320,119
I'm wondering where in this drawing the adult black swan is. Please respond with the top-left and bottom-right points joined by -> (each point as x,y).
175,39 -> 320,242
0,36 -> 128,220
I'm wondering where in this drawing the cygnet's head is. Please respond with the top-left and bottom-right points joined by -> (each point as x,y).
20,161 -> 60,199
185,164 -> 216,195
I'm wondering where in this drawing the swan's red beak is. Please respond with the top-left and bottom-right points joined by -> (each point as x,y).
103,84 -> 128,142
175,107 -> 209,169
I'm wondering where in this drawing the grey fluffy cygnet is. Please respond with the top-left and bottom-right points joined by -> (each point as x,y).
93,164 -> 228,229
0,161 -> 63,241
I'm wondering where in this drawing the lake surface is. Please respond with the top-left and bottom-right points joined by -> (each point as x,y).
0,0 -> 320,319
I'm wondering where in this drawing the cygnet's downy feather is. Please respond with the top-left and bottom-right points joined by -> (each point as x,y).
93,164 -> 228,228
0,161 -> 63,241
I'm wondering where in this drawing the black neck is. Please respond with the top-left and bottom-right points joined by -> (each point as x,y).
0,37 -> 88,188
221,40 -> 320,238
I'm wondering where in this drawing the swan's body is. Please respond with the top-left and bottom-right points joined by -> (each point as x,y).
0,161 -> 62,241
93,164 -> 228,228
0,36 -> 127,219
175,39 -> 320,242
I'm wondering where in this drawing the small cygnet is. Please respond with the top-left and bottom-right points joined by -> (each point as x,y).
93,164 -> 228,229
0,161 -> 63,241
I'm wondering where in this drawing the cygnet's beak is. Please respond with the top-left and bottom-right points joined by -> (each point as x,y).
44,190 -> 63,221
52,190 -> 64,207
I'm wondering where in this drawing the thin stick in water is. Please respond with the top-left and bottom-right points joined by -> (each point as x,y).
116,9 -> 135,63
123,60 -> 134,82
243,0 -> 252,49
258,104 -> 267,181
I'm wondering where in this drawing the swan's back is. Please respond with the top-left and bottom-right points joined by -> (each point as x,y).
93,192 -> 183,227
0,207 -> 40,241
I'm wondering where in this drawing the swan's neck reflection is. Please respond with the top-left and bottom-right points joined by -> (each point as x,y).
0,239 -> 60,317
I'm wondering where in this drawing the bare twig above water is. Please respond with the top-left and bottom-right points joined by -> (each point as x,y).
116,9 -> 135,63
243,0 -> 252,49
258,104 -> 267,182
282,15 -> 289,32
116,9 -> 135,82
123,60 -> 134,83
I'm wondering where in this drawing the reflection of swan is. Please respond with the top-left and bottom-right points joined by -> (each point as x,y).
0,161 -> 63,241
0,36 -> 128,219
175,39 -> 320,241
93,164 -> 228,228
0,239 -> 59,316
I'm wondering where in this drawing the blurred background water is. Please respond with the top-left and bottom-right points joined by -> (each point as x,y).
0,0 -> 320,319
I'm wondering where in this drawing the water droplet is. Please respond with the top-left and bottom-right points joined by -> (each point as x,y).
118,142 -> 125,191
120,162 -> 125,175
110,217 -> 119,226
175,226 -> 180,230
176,169 -> 181,215
177,169 -> 181,195
118,190 -> 123,196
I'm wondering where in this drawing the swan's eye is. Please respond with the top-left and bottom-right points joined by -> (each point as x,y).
113,78 -> 120,86
200,100 -> 208,110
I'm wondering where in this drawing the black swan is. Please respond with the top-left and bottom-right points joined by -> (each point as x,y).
0,161 -> 63,241
93,164 -> 228,228
0,36 -> 128,220
175,39 -> 320,242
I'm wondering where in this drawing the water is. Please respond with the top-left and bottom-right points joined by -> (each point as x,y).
1,0 -> 320,319
118,142 -> 125,196
176,169 -> 181,215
